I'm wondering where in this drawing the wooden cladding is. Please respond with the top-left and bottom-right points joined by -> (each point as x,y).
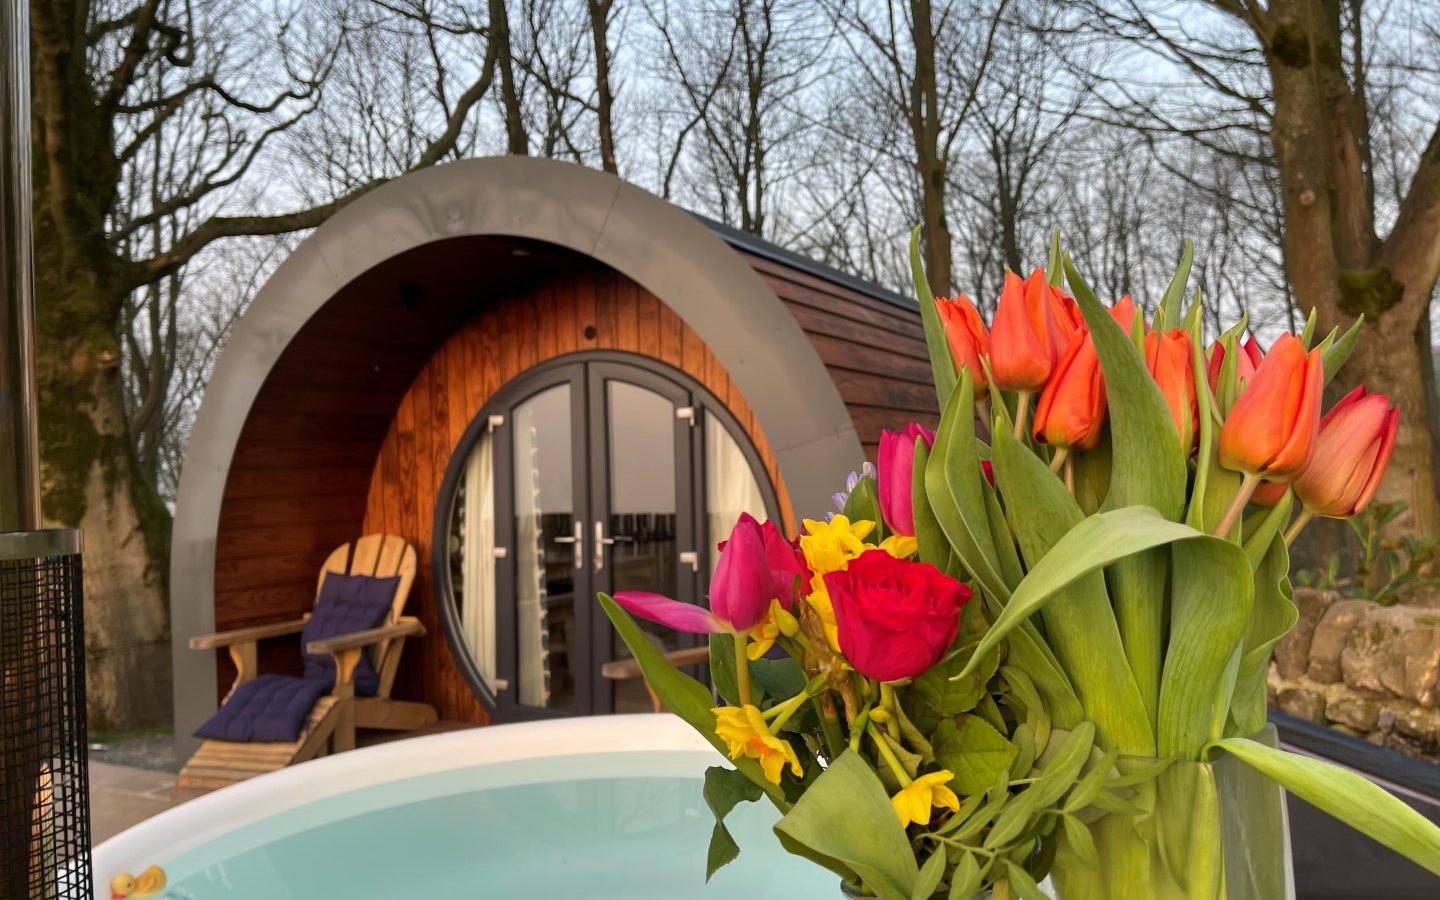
357,265 -> 793,724
740,252 -> 940,458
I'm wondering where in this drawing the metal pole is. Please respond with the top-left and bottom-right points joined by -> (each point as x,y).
0,0 -> 42,533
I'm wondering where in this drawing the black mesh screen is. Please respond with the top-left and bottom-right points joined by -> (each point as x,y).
0,531 -> 89,899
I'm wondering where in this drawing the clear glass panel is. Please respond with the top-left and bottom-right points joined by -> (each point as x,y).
606,381 -> 680,713
513,384 -> 576,710
449,432 -> 496,691
704,414 -> 768,574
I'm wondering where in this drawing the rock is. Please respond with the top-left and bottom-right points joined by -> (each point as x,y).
1393,706 -> 1440,745
1338,606 -> 1440,707
1275,589 -> 1339,679
1276,687 -> 1326,722
1326,695 -> 1381,730
1307,600 -> 1371,684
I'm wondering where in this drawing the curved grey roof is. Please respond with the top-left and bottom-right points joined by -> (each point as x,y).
169,156 -> 863,743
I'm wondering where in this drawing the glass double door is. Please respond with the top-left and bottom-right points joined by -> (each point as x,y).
488,360 -> 708,719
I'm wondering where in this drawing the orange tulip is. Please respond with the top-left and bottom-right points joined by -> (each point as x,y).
935,294 -> 990,397
1251,480 -> 1289,507
1217,333 -> 1323,483
1206,336 -> 1263,393
1110,295 -> 1138,335
1293,387 -> 1399,518
991,269 -> 1072,392
1033,328 -> 1106,452
1145,328 -> 1197,452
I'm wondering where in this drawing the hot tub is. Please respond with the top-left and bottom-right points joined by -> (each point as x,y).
93,715 -> 832,899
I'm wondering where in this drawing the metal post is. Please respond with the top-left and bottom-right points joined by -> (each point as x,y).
0,5 -> 89,899
0,0 -> 42,532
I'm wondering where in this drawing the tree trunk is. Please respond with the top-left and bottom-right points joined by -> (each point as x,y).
1336,308 -> 1440,536
588,0 -> 618,175
910,0 -> 951,296
32,247 -> 172,731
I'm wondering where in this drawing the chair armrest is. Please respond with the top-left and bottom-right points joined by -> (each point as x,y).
601,646 -> 710,680
305,618 -> 426,656
189,618 -> 308,650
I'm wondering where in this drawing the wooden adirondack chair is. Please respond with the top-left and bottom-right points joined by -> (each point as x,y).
178,534 -> 437,790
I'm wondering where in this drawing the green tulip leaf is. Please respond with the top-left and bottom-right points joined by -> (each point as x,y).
774,750 -> 919,900
1321,314 -> 1364,383
959,506 -> 1204,693
911,225 -> 958,409
912,441 -> 954,573
709,632 -> 740,707
599,594 -> 785,803
992,426 -> 1154,755
934,714 -> 1019,796
1228,532 -> 1297,736
1047,230 -> 1064,286
1157,535 -> 1252,758
926,370 -> 1010,611
1155,238 -> 1195,331
1064,254 -> 1186,521
1207,737 -> 1440,877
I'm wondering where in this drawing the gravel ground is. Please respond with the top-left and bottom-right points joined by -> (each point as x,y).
87,732 -> 180,773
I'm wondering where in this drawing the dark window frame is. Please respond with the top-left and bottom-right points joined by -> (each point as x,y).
431,350 -> 782,719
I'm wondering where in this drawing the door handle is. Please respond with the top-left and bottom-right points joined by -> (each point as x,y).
594,520 -> 606,572
552,520 -> 585,569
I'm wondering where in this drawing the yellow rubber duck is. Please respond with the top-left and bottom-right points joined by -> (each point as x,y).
111,864 -> 166,898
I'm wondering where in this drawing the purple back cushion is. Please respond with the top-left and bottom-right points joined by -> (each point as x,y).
301,572 -> 401,697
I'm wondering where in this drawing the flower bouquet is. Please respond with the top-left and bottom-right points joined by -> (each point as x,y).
596,231 -> 1440,899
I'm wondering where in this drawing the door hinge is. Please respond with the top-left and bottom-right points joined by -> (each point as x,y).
676,406 -> 696,426
487,414 -> 505,433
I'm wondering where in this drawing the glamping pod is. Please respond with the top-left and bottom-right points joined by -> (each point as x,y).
170,157 -> 936,749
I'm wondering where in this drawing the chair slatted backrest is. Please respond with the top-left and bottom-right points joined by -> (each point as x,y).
314,534 -> 418,697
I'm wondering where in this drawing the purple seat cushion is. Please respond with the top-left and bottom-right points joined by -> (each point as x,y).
301,573 -> 401,698
194,674 -> 331,743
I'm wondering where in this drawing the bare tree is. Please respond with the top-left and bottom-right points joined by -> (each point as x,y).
1066,0 -> 1440,535
30,0 -> 503,728
642,0 -> 831,238
589,0 -> 620,174
822,0 -> 1008,295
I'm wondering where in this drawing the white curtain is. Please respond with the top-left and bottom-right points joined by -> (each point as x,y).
705,416 -> 769,573
514,422 -> 550,707
461,434 -> 497,689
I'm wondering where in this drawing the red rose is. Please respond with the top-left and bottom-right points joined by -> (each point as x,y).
823,549 -> 970,682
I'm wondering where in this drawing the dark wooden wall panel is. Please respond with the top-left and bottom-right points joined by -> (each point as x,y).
360,266 -> 793,724
738,253 -> 938,459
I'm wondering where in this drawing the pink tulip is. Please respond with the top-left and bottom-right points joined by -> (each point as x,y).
614,513 -> 807,634
1293,387 -> 1399,518
878,424 -> 937,537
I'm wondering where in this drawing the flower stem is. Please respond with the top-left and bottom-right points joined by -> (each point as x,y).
1284,508 -> 1316,547
734,633 -> 752,707
1048,446 -> 1070,473
1013,391 -> 1032,440
867,723 -> 912,786
880,683 -> 901,741
1213,471 -> 1261,539
976,396 -> 994,441
1064,453 -> 1076,495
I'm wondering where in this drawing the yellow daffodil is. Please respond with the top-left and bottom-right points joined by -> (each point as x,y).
799,516 -> 874,575
891,770 -> 960,827
747,599 -> 799,660
878,534 -> 917,559
713,705 -> 803,785
804,574 -> 842,652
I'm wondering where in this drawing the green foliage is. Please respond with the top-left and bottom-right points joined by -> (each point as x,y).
1294,500 -> 1440,605
704,766 -> 763,880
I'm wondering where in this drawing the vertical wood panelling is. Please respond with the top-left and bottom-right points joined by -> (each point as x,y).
360,266 -> 793,724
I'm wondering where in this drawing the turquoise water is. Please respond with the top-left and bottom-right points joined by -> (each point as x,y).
161,753 -> 832,899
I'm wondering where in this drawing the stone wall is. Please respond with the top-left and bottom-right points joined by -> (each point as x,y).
1269,589 -> 1440,761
